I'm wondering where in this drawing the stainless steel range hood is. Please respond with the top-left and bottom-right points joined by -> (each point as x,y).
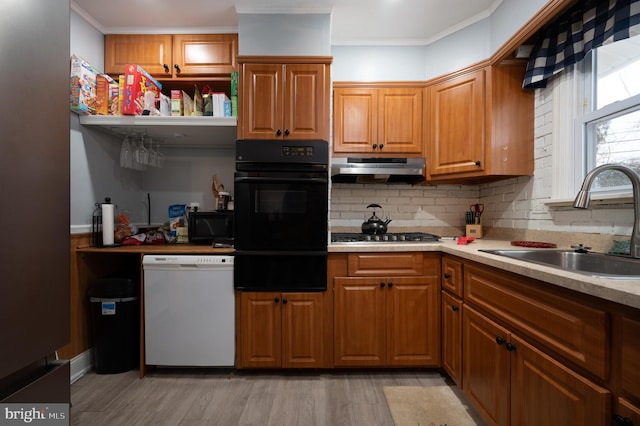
331,157 -> 426,184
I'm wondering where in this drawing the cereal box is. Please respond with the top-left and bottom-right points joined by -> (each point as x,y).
70,55 -> 99,115
109,83 -> 119,115
95,74 -> 116,115
121,64 -> 163,116
171,90 -> 183,116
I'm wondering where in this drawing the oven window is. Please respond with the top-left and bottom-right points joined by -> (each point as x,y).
234,176 -> 327,251
256,189 -> 307,214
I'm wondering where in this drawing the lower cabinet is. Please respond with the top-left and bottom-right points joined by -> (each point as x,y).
463,304 -> 611,426
617,316 -> 640,425
441,290 -> 463,386
238,291 -> 325,368
333,276 -> 439,367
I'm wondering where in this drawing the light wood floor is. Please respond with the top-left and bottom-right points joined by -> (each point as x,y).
71,368 -> 485,425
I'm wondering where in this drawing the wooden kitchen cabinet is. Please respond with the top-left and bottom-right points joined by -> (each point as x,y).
463,305 -> 610,426
616,315 -> 640,425
104,34 -> 238,79
332,252 -> 440,367
237,57 -> 331,140
238,291 -> 325,369
441,254 -> 464,386
441,290 -> 463,386
427,61 -> 533,182
333,83 -> 423,156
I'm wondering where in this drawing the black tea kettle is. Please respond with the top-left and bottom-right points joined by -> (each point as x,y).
361,203 -> 392,235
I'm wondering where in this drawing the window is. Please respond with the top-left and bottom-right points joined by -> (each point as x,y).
577,35 -> 640,194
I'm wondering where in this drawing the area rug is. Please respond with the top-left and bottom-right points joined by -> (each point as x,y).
383,386 -> 479,426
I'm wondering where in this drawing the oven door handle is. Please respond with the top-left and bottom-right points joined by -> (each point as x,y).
235,176 -> 328,184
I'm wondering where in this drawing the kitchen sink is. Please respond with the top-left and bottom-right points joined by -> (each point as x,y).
479,249 -> 640,279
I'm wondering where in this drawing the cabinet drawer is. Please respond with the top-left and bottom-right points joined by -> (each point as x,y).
464,263 -> 609,380
441,254 -> 463,297
347,252 -> 438,276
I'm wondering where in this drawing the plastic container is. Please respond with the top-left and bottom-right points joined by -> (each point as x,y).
88,277 -> 139,374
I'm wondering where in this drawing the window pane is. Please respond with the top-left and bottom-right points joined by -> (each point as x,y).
596,35 -> 640,109
589,108 -> 640,191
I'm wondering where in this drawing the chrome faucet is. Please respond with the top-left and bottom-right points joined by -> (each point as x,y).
573,164 -> 640,258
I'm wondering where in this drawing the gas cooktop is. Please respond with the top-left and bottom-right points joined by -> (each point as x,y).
331,232 -> 440,244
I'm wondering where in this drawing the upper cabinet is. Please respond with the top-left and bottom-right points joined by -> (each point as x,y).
104,34 -> 238,79
426,61 -> 534,182
333,83 -> 423,156
237,56 -> 331,140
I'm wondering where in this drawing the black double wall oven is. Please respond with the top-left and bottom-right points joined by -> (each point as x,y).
234,140 -> 328,291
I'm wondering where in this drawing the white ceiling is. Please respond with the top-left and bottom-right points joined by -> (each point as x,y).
71,0 -> 502,45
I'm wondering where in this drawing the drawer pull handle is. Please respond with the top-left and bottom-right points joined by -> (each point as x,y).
174,64 -> 181,73
163,64 -> 170,73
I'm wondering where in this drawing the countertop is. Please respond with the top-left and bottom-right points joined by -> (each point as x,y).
76,244 -> 234,255
329,239 -> 640,310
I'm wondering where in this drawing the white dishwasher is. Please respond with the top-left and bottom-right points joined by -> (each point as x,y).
142,255 -> 235,367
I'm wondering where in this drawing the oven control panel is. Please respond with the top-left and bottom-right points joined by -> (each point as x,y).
282,146 -> 314,157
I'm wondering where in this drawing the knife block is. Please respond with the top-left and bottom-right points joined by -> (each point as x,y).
466,224 -> 483,239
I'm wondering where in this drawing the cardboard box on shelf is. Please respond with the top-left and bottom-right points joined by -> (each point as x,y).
95,74 -> 116,115
121,64 -> 162,116
170,90 -> 183,116
70,55 -> 99,115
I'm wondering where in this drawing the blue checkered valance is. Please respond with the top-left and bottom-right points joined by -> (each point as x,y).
523,0 -> 640,89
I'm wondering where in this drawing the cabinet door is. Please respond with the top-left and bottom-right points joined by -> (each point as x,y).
463,305 -> 510,426
428,69 -> 485,176
377,88 -> 423,154
104,34 -> 173,77
239,292 -> 281,368
618,316 -> 640,425
281,292 -> 324,368
171,34 -> 238,76
442,291 -> 463,386
511,335 -> 610,426
284,63 -> 328,140
240,63 -> 283,139
386,277 -> 439,366
334,277 -> 386,366
333,88 -> 378,153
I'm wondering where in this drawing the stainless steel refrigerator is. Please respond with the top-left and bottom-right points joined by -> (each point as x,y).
0,0 -> 71,403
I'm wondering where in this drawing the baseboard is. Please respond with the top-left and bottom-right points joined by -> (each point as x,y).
70,349 -> 93,384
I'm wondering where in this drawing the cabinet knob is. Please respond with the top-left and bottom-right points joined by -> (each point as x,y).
475,160 -> 481,166
505,343 -> 517,352
380,282 -> 386,288
274,297 -> 280,303
284,129 -> 290,136
388,282 -> 393,288
174,64 -> 181,74
372,144 -> 377,150
282,298 -> 288,304
496,336 -> 505,345
613,415 -> 634,426
443,273 -> 451,279
379,144 -> 384,150
452,305 -> 459,312
276,129 -> 282,136
163,64 -> 170,73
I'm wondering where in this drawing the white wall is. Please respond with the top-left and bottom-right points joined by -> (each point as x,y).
238,13 -> 331,56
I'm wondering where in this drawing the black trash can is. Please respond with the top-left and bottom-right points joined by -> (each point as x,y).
88,277 -> 139,374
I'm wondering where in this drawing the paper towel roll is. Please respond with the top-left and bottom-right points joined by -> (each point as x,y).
101,202 -> 115,246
